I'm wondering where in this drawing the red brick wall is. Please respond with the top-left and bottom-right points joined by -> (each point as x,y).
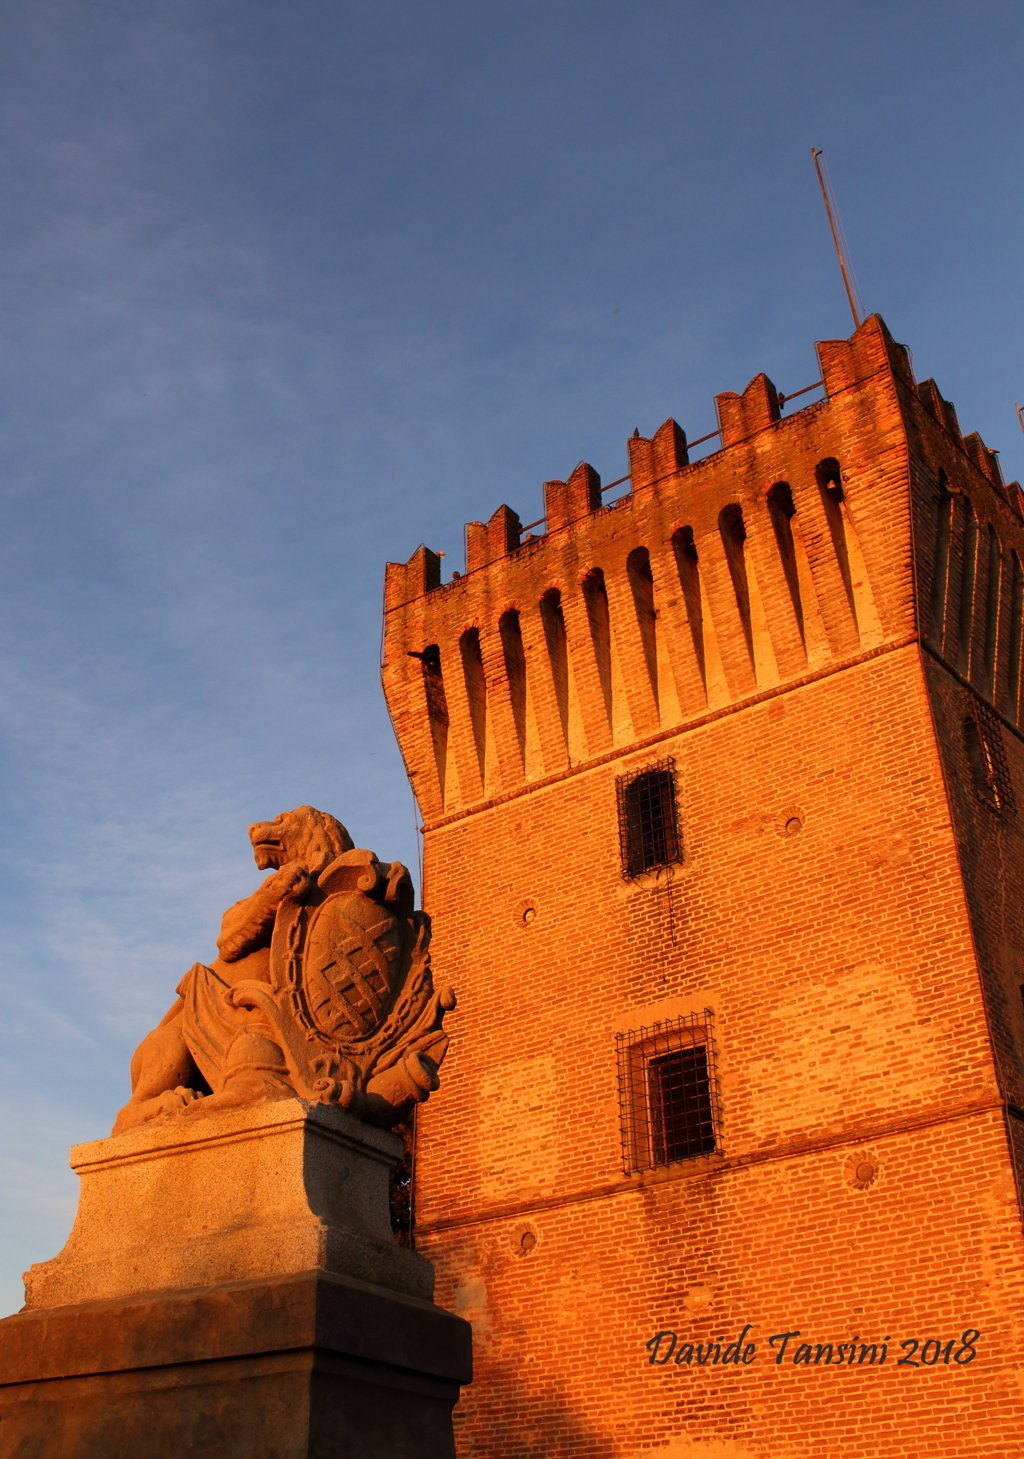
383,316 -> 1024,1455
900,366 -> 1024,1119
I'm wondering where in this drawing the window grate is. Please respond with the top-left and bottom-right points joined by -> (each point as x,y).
964,704 -> 1016,816
616,1011 -> 720,1174
616,758 -> 682,880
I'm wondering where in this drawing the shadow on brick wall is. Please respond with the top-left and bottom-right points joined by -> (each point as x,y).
453,1368 -> 621,1458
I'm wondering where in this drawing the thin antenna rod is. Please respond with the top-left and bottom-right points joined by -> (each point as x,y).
1016,403 -> 1024,435
812,148 -> 861,329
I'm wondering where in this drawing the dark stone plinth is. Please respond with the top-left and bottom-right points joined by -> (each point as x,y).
0,1268 -> 472,1458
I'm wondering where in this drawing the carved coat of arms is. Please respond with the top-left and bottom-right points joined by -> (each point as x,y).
114,807 -> 454,1133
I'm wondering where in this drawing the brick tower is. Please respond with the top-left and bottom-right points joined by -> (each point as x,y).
381,315 -> 1024,1457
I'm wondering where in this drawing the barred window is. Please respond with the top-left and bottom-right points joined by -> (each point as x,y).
616,1012 -> 720,1174
964,707 -> 1016,815
616,758 -> 682,880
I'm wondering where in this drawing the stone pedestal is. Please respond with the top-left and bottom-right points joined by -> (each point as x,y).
0,1101 -> 471,1458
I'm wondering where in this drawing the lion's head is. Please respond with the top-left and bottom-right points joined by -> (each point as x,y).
248,806 -> 354,879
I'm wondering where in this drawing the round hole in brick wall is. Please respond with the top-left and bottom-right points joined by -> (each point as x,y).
846,1153 -> 879,1190
776,808 -> 805,838
518,1229 -> 537,1255
514,899 -> 538,927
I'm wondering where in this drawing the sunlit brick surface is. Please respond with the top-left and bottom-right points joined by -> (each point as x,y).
383,316 -> 1024,1456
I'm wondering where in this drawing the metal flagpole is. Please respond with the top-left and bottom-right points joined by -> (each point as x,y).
812,148 -> 862,330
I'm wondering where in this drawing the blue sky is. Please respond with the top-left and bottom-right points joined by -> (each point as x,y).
0,0 -> 1020,1315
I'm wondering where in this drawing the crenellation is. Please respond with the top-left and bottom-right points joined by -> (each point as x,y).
628,418 -> 688,490
626,428 -> 653,493
465,503 -> 522,574
383,314 -> 1024,825
388,319 -> 923,618
816,313 -> 914,396
714,372 -> 781,446
542,459 -> 602,531
917,377 -> 960,438
909,381 -> 1024,554
463,520 -> 486,573
963,431 -> 1005,492
918,377 -> 969,455
384,542 -> 442,612
650,416 -> 689,478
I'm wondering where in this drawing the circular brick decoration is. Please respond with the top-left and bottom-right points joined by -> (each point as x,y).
514,899 -> 538,927
846,1152 -> 879,1189
776,807 -> 805,838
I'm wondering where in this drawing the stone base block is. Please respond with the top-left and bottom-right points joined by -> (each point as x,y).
0,1268 -> 472,1459
24,1098 -> 433,1309
3,1099 -> 470,1456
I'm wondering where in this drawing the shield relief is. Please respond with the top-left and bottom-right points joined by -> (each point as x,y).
227,851 -> 452,1122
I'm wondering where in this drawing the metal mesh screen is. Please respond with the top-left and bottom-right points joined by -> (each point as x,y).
616,758 -> 682,880
965,704 -> 1016,815
616,1010 -> 720,1174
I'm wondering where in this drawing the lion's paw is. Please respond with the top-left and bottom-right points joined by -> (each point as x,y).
272,861 -> 311,900
155,1086 -> 206,1117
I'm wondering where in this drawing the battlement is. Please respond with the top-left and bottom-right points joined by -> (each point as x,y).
383,315 -> 1024,823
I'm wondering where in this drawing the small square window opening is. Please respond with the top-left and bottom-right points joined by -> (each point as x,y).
616,1011 -> 720,1174
649,1046 -> 716,1163
616,758 -> 682,880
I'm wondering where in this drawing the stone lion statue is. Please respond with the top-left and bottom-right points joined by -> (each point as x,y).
113,806 -> 453,1134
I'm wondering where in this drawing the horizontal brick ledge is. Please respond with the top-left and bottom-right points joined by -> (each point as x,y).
414,1094 -> 1007,1237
